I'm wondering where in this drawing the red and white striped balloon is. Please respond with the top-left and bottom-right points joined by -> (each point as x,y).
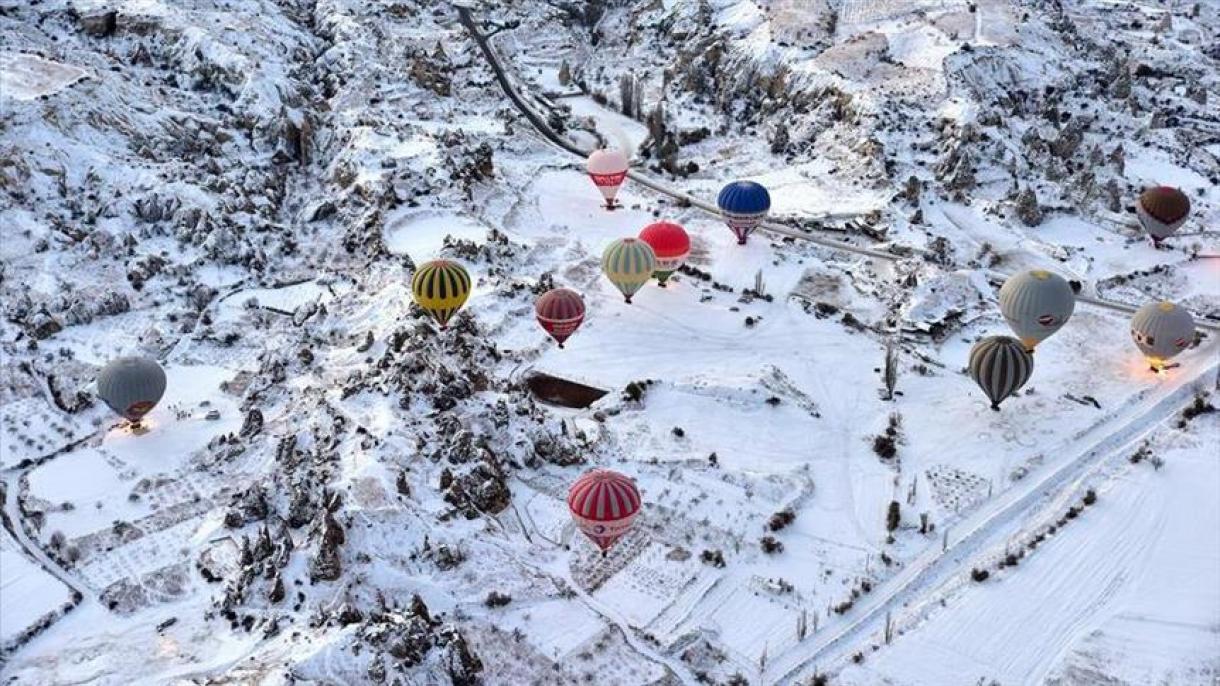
567,468 -> 641,552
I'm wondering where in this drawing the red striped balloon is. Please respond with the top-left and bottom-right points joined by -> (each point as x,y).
567,468 -> 641,552
535,288 -> 586,348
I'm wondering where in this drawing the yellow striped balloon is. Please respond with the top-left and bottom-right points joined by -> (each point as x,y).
601,238 -> 656,304
411,259 -> 471,328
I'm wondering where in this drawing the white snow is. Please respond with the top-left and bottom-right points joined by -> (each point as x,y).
0,52 -> 88,102
0,535 -> 73,645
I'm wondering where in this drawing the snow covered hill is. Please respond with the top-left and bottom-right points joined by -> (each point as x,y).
0,0 -> 1216,684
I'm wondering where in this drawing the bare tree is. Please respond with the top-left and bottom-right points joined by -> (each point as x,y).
883,338 -> 900,400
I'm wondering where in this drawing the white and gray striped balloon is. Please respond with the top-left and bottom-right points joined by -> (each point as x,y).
98,357 -> 167,422
969,336 -> 1034,410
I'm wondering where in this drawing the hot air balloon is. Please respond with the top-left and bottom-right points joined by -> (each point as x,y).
587,149 -> 629,210
1137,186 -> 1190,246
568,468 -> 641,553
717,180 -> 771,245
969,336 -> 1034,411
98,357 -> 167,424
411,259 -> 471,329
1131,301 -> 1195,371
602,238 -> 656,304
637,221 -> 690,287
998,269 -> 1076,351
535,288 -> 586,348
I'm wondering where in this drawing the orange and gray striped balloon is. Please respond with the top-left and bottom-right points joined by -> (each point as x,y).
1137,187 -> 1190,243
567,468 -> 641,552
411,259 -> 471,328
969,336 -> 1034,410
601,237 -> 656,303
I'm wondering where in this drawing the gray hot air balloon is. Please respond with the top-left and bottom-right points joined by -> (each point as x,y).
1130,301 -> 1195,370
969,336 -> 1034,411
97,357 -> 167,423
998,269 -> 1076,351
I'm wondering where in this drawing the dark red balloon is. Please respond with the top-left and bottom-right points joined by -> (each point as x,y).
535,288 -> 586,348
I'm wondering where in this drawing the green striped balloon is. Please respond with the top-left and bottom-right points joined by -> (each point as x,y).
601,238 -> 656,304
969,336 -> 1034,411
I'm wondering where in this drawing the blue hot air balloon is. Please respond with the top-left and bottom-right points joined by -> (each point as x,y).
717,181 -> 771,245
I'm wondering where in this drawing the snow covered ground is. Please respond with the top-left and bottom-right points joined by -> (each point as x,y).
1,0 -> 1217,684
0,533 -> 73,647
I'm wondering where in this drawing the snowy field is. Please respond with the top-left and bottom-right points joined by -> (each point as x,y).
1,0 -> 1217,683
0,533 -> 73,647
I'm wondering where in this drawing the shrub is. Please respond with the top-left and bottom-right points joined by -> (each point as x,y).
760,536 -> 784,554
872,434 -> 897,459
886,501 -> 901,532
484,591 -> 512,608
768,508 -> 796,532
971,568 -> 990,582
622,380 -> 653,402
1082,489 -> 1097,506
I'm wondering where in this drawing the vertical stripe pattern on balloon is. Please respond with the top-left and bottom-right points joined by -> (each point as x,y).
969,336 -> 1034,410
411,259 -> 472,328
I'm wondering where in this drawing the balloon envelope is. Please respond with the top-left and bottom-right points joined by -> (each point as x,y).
568,468 -> 641,551
601,238 -> 656,303
717,181 -> 771,245
1137,186 -> 1190,242
587,149 -> 629,205
535,288 -> 586,347
412,259 -> 471,328
969,336 -> 1033,410
637,221 -> 690,285
998,269 -> 1075,350
98,356 -> 167,422
1131,301 -> 1195,367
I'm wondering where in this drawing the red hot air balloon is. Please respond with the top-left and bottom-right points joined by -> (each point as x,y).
586,149 -> 628,210
567,468 -> 641,553
638,221 -> 691,287
535,288 -> 586,348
